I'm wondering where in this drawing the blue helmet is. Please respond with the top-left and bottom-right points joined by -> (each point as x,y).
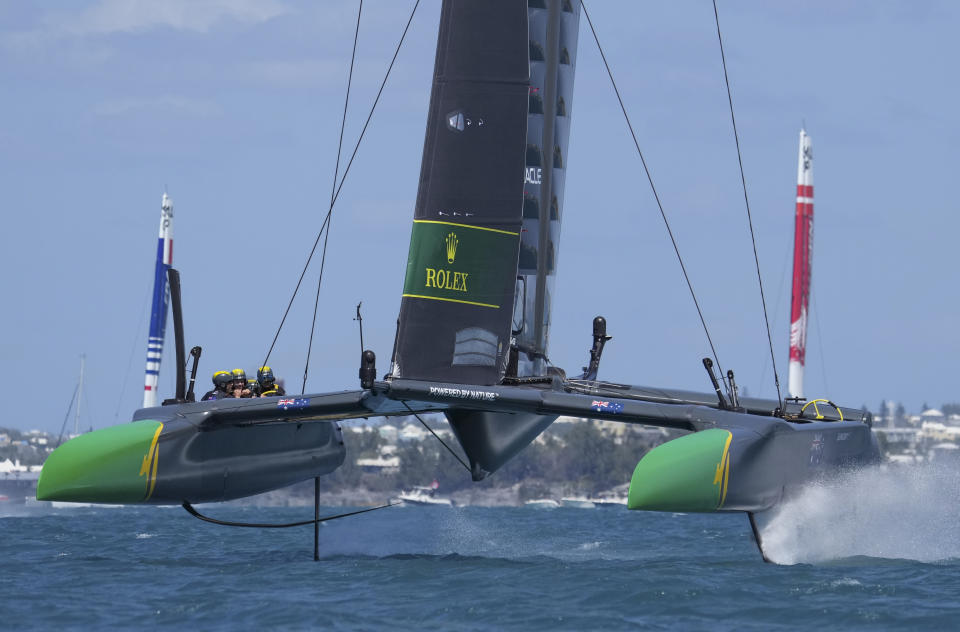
257,366 -> 276,387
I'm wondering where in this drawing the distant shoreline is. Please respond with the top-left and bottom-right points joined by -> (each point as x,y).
229,481 -> 617,509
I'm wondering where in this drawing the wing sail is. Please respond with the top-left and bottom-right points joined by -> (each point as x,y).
393,0 -> 530,385
514,1 -> 580,376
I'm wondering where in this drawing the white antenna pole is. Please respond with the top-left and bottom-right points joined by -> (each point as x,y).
75,354 -> 85,435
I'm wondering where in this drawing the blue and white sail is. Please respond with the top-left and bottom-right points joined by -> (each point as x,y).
143,193 -> 174,407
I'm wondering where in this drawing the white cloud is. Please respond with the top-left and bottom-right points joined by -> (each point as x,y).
64,0 -> 289,35
5,0 -> 289,49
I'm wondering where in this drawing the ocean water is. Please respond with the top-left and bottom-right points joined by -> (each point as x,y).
3,468 -> 960,630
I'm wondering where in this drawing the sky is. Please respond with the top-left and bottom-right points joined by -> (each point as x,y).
1,1 -> 958,434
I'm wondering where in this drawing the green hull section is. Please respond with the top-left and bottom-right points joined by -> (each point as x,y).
628,429 -> 732,512
37,420 -> 163,503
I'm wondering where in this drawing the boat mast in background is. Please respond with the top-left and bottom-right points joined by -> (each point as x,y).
74,354 -> 84,436
143,193 -> 174,407
788,129 -> 813,399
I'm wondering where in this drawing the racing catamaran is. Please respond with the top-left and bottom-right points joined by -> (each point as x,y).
37,1 -> 878,561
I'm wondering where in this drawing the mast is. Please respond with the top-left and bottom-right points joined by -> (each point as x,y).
788,129 -> 813,399
74,354 -> 84,436
143,193 -> 174,407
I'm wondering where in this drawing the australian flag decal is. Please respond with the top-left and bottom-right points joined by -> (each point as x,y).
277,398 -> 309,411
591,400 -> 624,414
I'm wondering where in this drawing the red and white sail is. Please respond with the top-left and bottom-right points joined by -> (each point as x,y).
788,129 -> 813,399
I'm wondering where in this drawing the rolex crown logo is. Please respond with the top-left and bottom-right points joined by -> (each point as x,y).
445,232 -> 458,264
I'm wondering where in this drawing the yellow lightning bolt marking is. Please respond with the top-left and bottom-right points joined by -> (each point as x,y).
713,431 -> 733,508
148,440 -> 160,500
139,424 -> 163,500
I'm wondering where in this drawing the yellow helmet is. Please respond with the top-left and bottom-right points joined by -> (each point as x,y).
212,371 -> 232,389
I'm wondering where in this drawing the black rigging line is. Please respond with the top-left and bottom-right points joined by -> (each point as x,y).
402,402 -> 471,473
330,0 -> 361,328
303,0 -> 363,394
263,214 -> 330,370
263,0 -> 420,370
56,383 -> 80,447
711,0 -> 783,409
756,237 -> 791,395
302,220 -> 335,392
581,0 -> 727,387
114,286 -> 150,422
325,0 -> 421,223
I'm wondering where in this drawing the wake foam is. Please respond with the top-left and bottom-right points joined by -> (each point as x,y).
760,461 -> 960,565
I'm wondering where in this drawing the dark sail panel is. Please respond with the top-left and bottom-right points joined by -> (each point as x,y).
513,0 -> 580,376
393,0 -> 530,385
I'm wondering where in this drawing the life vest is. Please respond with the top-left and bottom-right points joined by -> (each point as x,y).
260,383 -> 285,397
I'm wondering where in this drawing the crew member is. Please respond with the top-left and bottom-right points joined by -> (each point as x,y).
257,366 -> 286,397
201,371 -> 232,401
229,368 -> 252,398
